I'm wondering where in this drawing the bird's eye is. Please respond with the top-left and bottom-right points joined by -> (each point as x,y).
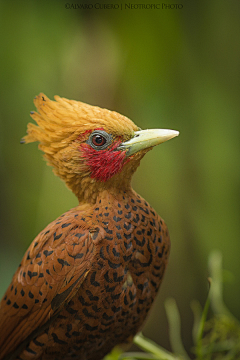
87,130 -> 112,150
92,134 -> 106,147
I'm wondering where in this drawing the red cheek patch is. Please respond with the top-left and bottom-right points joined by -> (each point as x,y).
80,141 -> 128,182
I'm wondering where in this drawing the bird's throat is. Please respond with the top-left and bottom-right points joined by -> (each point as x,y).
65,155 -> 142,205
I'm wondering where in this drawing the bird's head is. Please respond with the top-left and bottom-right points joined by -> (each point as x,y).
22,94 -> 179,204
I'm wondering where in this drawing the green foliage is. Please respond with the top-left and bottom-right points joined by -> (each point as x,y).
104,251 -> 240,360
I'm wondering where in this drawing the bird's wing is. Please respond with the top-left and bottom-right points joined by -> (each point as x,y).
0,210 -> 103,359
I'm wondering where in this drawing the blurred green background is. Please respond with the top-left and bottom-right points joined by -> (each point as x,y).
0,0 -> 239,356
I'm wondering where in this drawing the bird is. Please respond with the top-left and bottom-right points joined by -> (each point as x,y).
0,94 -> 179,360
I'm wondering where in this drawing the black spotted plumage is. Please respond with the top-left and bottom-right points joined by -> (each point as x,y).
0,192 -> 170,360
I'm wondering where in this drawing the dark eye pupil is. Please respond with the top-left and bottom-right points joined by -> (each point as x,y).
92,134 -> 106,146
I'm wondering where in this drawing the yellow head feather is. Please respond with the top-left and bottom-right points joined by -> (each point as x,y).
23,93 -> 138,152
23,94 -> 140,204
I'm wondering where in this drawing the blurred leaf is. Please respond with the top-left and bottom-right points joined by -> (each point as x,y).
133,333 -> 178,360
165,299 -> 190,360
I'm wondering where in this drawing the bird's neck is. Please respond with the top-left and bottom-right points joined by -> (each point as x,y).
60,152 -> 144,205
68,171 -> 133,205
75,188 -> 139,218
71,162 -> 142,205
